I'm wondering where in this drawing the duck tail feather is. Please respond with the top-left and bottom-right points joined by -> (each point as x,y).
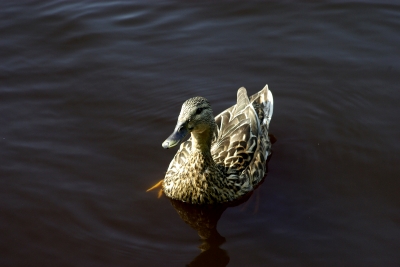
235,87 -> 250,114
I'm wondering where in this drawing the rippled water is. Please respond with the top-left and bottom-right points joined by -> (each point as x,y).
1,1 -> 399,266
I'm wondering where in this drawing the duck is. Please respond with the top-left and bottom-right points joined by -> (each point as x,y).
161,85 -> 273,204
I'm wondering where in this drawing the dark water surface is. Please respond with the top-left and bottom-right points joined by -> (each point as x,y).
1,1 -> 399,266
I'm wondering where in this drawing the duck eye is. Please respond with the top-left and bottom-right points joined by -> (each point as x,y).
196,108 -> 203,114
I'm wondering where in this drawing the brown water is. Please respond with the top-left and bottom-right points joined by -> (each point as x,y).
1,1 -> 399,266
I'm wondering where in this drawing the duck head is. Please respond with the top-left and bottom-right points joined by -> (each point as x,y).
162,96 -> 214,149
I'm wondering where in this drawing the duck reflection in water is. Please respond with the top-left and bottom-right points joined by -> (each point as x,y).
168,192 -> 253,267
169,198 -> 230,267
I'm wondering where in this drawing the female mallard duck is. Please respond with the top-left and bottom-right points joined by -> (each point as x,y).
161,85 -> 273,204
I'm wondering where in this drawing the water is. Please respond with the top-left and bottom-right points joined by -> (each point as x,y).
1,1 -> 399,266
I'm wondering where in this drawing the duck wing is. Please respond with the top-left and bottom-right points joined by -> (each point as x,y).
211,87 -> 259,173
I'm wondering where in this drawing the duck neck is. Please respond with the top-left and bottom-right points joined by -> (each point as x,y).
190,123 -> 215,159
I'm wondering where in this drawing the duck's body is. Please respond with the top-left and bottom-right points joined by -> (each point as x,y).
162,85 -> 273,204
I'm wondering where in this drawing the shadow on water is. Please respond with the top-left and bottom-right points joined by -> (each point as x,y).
166,146 -> 275,267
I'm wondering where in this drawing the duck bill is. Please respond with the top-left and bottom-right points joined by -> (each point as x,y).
162,122 -> 188,149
